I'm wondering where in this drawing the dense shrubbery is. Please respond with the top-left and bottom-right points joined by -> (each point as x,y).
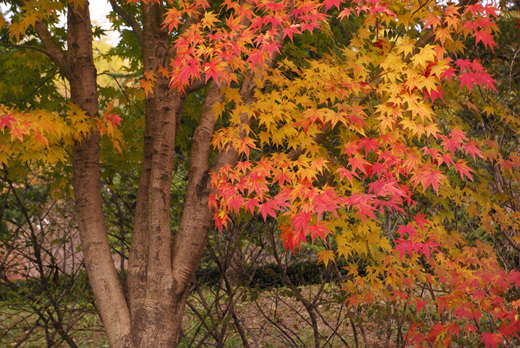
196,259 -> 334,287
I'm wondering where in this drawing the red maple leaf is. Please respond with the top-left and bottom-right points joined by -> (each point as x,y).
438,153 -> 454,167
464,141 -> 483,160
413,213 -> 429,228
236,160 -> 251,173
106,114 -> 122,127
422,147 -> 439,159
313,189 -> 340,218
308,221 -> 329,242
246,171 -> 268,199
457,59 -> 498,92
446,323 -> 461,339
344,141 -> 361,156
456,58 -> 474,71
214,210 -> 231,232
208,193 -> 218,209
441,66 -> 457,82
247,51 -> 266,69
426,324 -> 446,343
258,1 -> 286,11
481,332 -> 502,348
411,165 -> 446,194
498,323 -> 519,339
245,198 -> 259,214
344,193 -> 377,221
273,168 -> 291,185
258,200 -> 280,220
483,4 -> 499,17
474,29 -> 497,51
338,8 -> 353,20
459,72 -> 480,93
424,13 -> 442,29
283,25 -> 302,41
397,225 -> 415,238
414,298 -> 427,315
459,72 -> 497,93
261,40 -> 282,58
281,223 -> 308,253
348,156 -> 370,174
10,126 -> 25,141
440,128 -> 467,154
453,160 -> 474,181
424,86 -> 445,103
227,195 -> 244,214
359,137 -> 380,154
321,0 -> 345,11
336,167 -> 359,184
202,61 -> 223,83
292,212 -> 311,232
453,307 -> 473,321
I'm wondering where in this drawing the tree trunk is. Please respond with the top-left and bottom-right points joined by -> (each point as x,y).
16,0 -> 273,346
67,1 -> 132,347
127,3 -> 183,346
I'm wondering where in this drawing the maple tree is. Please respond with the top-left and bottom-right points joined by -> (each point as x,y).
1,0 -> 520,347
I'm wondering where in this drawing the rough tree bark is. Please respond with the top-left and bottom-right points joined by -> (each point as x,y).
120,3 -> 278,342
126,2 -> 183,346
19,0 -> 134,345
67,2 -> 133,347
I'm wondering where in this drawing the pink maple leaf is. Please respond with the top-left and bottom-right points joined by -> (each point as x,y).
0,114 -> 16,130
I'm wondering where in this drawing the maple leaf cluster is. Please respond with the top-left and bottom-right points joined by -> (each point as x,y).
0,103 -> 122,166
157,0 -> 399,90
208,0 -> 520,345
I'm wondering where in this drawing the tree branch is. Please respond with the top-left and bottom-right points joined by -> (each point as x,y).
0,70 -> 59,104
11,0 -> 70,78
108,0 -> 144,47
501,229 -> 520,253
0,42 -> 52,56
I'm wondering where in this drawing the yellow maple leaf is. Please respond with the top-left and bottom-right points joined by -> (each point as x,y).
435,27 -> 452,46
9,22 -> 24,41
140,70 -> 157,97
397,38 -> 416,57
0,13 -> 7,28
317,249 -> 335,267
140,78 -> 154,97
157,66 -> 169,78
411,45 -> 436,68
201,11 -> 219,29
